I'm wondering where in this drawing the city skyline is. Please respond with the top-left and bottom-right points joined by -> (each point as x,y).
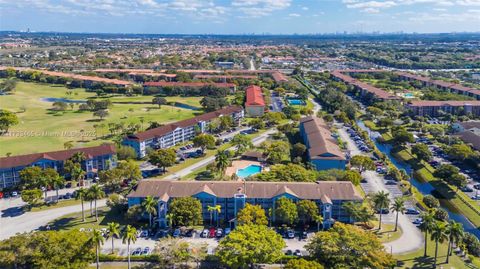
1,0 -> 480,34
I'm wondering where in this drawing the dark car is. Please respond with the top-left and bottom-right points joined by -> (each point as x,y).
300,231 -> 308,240
172,229 -> 181,238
406,208 -> 420,215
377,208 -> 389,214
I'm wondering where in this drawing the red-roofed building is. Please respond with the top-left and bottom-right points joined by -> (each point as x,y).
143,81 -> 236,93
245,85 -> 265,117
406,100 -> 480,117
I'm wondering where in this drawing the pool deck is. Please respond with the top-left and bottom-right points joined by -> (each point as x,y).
225,160 -> 262,179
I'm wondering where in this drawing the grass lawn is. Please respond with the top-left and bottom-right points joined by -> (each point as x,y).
0,81 -> 201,155
370,221 -> 403,243
29,198 -> 82,212
395,237 -> 478,269
47,206 -> 137,231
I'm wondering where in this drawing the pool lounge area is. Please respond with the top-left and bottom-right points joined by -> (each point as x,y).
225,160 -> 264,179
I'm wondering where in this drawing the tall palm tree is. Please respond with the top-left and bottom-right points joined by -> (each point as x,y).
314,214 -> 324,231
372,191 -> 390,230
75,188 -> 87,222
142,196 -> 158,227
446,220 -> 464,264
107,222 -> 120,254
431,221 -> 448,269
419,211 -> 436,257
215,150 -> 230,176
122,225 -> 137,269
207,205 -> 216,226
213,205 -> 222,227
52,175 -> 65,202
89,184 -> 105,222
90,229 -> 104,269
390,197 -> 406,232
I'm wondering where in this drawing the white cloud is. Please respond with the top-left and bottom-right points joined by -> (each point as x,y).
343,0 -> 480,13
288,13 -> 300,17
232,0 -> 291,17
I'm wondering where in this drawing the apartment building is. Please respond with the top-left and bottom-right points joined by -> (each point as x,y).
406,101 -> 480,117
245,85 -> 265,117
123,106 -> 244,158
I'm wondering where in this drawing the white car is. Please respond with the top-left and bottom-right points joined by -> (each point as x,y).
471,195 -> 480,200
413,218 -> 423,225
201,229 -> 209,238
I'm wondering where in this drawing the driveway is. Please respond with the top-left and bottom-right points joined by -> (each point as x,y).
163,128 -> 276,180
337,127 -> 424,254
0,199 -> 106,240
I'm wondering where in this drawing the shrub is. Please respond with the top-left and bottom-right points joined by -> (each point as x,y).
422,195 -> 440,209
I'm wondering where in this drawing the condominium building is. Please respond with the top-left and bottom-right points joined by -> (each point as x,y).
0,144 -> 117,189
127,180 -> 363,229
406,101 -> 480,117
300,116 -> 346,171
123,106 -> 244,158
245,85 -> 265,117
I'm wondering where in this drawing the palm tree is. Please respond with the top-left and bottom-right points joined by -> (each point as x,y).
142,196 -> 158,227
313,214 -> 324,231
213,205 -> 222,227
372,191 -> 390,230
122,225 -> 137,269
207,205 -> 216,226
75,188 -> 87,222
215,150 -> 230,176
52,175 -> 65,202
107,222 -> 120,254
431,221 -> 448,268
166,213 -> 174,228
390,197 -> 406,232
90,229 -> 104,269
446,220 -> 464,264
89,184 -> 105,222
419,211 -> 436,257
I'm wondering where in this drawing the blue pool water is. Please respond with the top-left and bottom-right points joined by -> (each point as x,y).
236,165 -> 262,178
287,99 -> 306,106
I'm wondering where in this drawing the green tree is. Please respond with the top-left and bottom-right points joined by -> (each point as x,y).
341,170 -> 362,186
149,148 -> 177,172
216,224 -> 285,269
122,225 -> 137,269
40,168 -> 61,199
306,222 -> 395,269
423,195 -> 440,209
21,189 -> 43,207
236,203 -> 268,226
0,109 -> 19,134
431,221 -> 449,269
446,220 -> 464,264
231,134 -> 253,155
75,188 -> 87,222
446,143 -> 474,161
275,197 -> 298,225
419,211 -> 436,257
292,143 -> 307,158
372,191 -> 390,230
142,196 -> 158,227
207,204 -> 222,227
169,197 -> 203,226
90,229 -> 104,269
349,155 -> 375,173
152,96 -> 167,108
390,197 -> 406,232
0,230 -> 95,269
193,134 -> 215,154
255,163 -> 317,182
106,222 -> 120,254
297,200 -> 319,225
219,115 -> 233,131
249,118 -> 265,129
412,143 -> 432,162
215,150 -> 231,175
342,201 -> 375,226
88,184 -> 105,222
391,127 -> 414,146
93,109 -> 109,120
284,259 -> 324,269
262,140 -> 290,164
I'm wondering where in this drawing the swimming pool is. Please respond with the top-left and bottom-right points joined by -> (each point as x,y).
287,99 -> 306,106
236,165 -> 262,178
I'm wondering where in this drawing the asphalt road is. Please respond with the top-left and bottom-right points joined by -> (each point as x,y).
337,126 -> 424,254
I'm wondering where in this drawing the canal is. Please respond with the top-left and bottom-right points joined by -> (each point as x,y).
357,120 -> 480,239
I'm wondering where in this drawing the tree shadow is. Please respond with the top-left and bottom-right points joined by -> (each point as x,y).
1,206 -> 25,217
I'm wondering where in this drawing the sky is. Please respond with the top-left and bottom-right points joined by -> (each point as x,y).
1,0 -> 479,34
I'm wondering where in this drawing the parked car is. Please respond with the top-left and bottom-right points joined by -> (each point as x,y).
216,228 -> 223,238
142,247 -> 150,255
471,195 -> 480,200
285,250 -> 293,256
172,229 -> 181,238
11,191 -> 18,197
224,228 -> 231,236
406,208 -> 420,215
461,186 -> 474,192
294,249 -> 302,256
473,184 -> 480,190
209,228 -> 216,238
300,231 -> 308,240
132,247 -> 142,255
413,218 -> 423,225
184,229 -> 194,237
201,229 -> 209,238
385,181 -> 397,185
287,230 -> 295,239
377,208 -> 389,214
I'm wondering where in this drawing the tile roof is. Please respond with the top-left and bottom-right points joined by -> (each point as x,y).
194,75 -> 258,80
126,106 -> 243,142
245,85 -> 265,106
0,144 -> 116,169
457,121 -> 480,130
331,70 -> 399,100
396,72 -> 480,97
300,116 -> 345,161
143,81 -> 235,88
407,100 -> 480,107
127,180 -> 362,201
455,131 -> 480,150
